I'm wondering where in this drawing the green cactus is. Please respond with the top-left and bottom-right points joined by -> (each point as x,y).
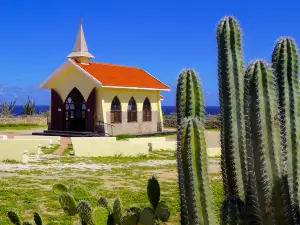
217,16 -> 247,200
91,206 -> 109,225
7,211 -> 21,225
70,185 -> 90,201
77,200 -> 93,225
127,207 -> 141,218
220,195 -> 244,225
272,37 -> 300,219
107,213 -> 114,225
33,212 -> 42,225
22,222 -> 33,225
147,176 -> 160,209
58,192 -> 77,216
113,198 -> 122,225
97,197 -> 109,210
120,211 -> 138,225
176,69 -> 216,225
244,60 -> 287,223
138,207 -> 158,225
154,201 -> 170,222
52,183 -> 69,195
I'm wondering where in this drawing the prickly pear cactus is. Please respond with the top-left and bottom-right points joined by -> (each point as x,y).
120,211 -> 138,225
52,183 -> 69,195
138,207 -> 158,225
97,197 -> 109,210
113,198 -> 122,225
91,206 -> 109,225
147,176 -> 160,209
58,192 -> 77,216
77,200 -> 93,224
154,201 -> 170,222
22,222 -> 33,225
107,213 -> 114,225
70,185 -> 90,201
7,211 -> 21,225
33,212 -> 43,225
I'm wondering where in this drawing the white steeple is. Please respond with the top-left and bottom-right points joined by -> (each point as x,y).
67,18 -> 94,63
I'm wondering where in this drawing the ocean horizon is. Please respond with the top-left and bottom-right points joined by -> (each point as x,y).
11,105 -> 220,116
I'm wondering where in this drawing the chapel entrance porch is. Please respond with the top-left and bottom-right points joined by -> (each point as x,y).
64,88 -> 86,131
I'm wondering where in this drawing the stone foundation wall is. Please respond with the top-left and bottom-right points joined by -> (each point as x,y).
106,111 -> 158,135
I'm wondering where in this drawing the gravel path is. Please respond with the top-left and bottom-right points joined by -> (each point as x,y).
0,154 -> 220,173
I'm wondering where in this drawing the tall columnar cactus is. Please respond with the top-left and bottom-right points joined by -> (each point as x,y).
217,16 -> 247,200
244,60 -> 288,224
272,37 -> 300,217
176,69 -> 216,225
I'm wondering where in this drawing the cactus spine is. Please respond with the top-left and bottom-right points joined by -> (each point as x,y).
217,16 -> 247,200
176,69 -> 216,225
272,37 -> 300,219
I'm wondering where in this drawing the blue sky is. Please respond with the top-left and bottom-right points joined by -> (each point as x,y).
0,0 -> 299,106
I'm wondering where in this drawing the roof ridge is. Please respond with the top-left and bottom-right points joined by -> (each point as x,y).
90,61 -> 140,69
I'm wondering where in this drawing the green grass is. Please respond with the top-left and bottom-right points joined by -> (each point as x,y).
63,144 -> 73,156
0,123 -> 46,130
2,159 -> 23,164
115,132 -> 176,140
0,155 -> 224,224
41,144 -> 60,154
46,150 -> 176,165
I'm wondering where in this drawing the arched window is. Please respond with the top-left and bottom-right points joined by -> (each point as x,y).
127,97 -> 137,122
143,97 -> 152,122
111,96 -> 122,123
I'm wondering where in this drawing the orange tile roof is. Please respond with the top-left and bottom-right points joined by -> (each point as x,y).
73,60 -> 170,90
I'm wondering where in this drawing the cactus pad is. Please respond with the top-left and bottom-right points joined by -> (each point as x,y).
97,197 -> 109,210
120,211 -> 139,225
154,201 -> 170,222
22,222 -> 33,225
7,211 -> 21,225
33,212 -> 42,225
138,207 -> 158,225
58,192 -> 77,216
113,198 -> 122,224
91,206 -> 109,225
70,185 -> 90,201
77,200 -> 93,224
147,176 -> 161,209
52,183 -> 69,195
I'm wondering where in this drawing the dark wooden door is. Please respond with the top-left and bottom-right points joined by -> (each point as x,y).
86,88 -> 96,131
51,89 -> 64,130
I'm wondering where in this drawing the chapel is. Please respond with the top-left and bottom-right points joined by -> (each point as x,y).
39,19 -> 170,136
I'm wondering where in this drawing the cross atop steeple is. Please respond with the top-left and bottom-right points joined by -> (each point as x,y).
67,18 -> 94,63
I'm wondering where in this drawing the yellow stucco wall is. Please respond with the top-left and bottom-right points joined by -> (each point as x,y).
71,137 -> 149,157
45,65 -> 96,102
100,87 -> 161,123
14,136 -> 60,144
